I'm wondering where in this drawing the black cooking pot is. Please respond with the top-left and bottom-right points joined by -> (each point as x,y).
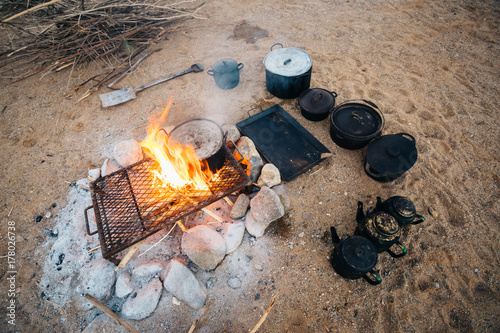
329,100 -> 384,150
355,202 -> 407,258
263,43 -> 312,99
365,133 -> 418,182
297,88 -> 337,121
376,196 -> 425,226
330,227 -> 382,285
207,58 -> 244,90
168,119 -> 226,173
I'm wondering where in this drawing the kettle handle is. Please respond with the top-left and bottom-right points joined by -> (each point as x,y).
363,270 -> 382,285
387,242 -> 407,258
237,63 -> 244,70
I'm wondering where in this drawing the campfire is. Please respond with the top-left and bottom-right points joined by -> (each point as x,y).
86,103 -> 250,264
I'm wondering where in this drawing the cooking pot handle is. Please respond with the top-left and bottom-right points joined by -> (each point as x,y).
363,270 -> 382,285
399,133 -> 416,143
207,69 -> 215,76
411,214 -> 425,225
231,141 -> 246,163
329,90 -> 338,98
237,63 -> 244,70
363,100 -> 379,110
271,43 -> 284,51
247,106 -> 263,117
84,205 -> 98,236
387,242 -> 407,258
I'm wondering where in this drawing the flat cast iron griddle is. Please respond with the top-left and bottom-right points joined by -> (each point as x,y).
236,104 -> 331,181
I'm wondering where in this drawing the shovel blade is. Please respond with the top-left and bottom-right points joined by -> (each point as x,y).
100,88 -> 136,107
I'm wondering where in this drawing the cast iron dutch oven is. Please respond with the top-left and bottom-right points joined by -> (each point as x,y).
329,100 -> 384,150
364,132 -> 418,182
207,58 -> 244,90
168,119 -> 226,173
297,88 -> 337,121
376,196 -> 425,227
330,227 -> 382,285
263,43 -> 312,99
355,202 -> 407,258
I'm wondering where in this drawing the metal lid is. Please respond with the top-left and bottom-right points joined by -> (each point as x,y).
393,196 -> 416,218
331,102 -> 383,138
298,88 -> 336,114
263,47 -> 312,77
213,58 -> 238,74
168,119 -> 223,160
341,236 -> 378,272
365,133 -> 418,175
372,212 -> 399,236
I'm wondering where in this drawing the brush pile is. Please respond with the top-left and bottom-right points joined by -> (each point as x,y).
0,0 -> 207,82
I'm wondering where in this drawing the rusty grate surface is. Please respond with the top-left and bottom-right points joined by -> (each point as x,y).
90,145 -> 249,261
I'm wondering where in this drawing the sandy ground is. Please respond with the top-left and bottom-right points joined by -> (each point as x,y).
1,0 -> 499,332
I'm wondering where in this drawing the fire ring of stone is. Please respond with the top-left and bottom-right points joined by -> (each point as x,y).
181,225 -> 226,271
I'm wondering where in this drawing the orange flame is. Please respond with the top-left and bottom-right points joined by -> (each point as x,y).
139,98 -> 213,192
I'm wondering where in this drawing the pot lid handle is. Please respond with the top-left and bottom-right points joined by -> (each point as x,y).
271,43 -> 284,51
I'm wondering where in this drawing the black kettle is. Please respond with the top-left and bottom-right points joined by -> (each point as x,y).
330,227 -> 382,285
355,202 -> 407,258
376,196 -> 425,227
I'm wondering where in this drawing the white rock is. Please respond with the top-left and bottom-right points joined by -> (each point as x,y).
115,272 -> 133,298
172,296 -> 181,305
101,158 -> 121,176
230,194 -> 250,219
88,168 -> 101,180
245,187 -> 285,238
70,259 -> 116,311
209,221 -> 246,254
271,183 -> 291,210
257,164 -> 281,187
235,136 -> 260,160
132,261 -> 165,278
76,178 -> 90,190
121,278 -> 162,320
163,259 -> 207,309
227,277 -> 242,289
113,139 -> 143,167
181,225 -> 226,270
244,210 -> 265,238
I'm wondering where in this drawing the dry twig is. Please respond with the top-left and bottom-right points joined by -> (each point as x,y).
84,294 -> 140,333
249,293 -> 278,333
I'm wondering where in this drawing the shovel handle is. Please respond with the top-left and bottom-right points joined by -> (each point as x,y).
135,64 -> 204,93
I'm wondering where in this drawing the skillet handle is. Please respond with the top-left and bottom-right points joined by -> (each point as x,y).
84,205 -> 98,236
247,106 -> 263,117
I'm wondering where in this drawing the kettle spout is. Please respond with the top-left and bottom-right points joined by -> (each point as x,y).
330,227 -> 341,245
375,196 -> 383,211
356,201 -> 365,224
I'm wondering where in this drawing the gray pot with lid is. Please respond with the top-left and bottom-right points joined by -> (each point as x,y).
263,43 -> 312,99
208,58 -> 244,90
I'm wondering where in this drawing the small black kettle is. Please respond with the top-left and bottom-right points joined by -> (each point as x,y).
330,227 -> 382,285
355,202 -> 407,258
376,196 -> 425,227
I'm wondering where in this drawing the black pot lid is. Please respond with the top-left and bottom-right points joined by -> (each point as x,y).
393,196 -> 416,218
365,133 -> 418,175
212,58 -> 238,73
299,88 -> 337,114
341,236 -> 378,272
331,101 -> 383,138
371,212 -> 399,236
263,47 -> 312,77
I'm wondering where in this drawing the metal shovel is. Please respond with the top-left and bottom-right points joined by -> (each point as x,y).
99,63 -> 204,107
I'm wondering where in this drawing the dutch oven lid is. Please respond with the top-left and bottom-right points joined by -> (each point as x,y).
263,47 -> 312,77
341,236 -> 378,272
371,212 -> 399,236
331,101 -> 383,138
299,88 -> 337,114
213,58 -> 238,74
168,119 -> 223,160
365,133 -> 418,175
392,196 -> 417,218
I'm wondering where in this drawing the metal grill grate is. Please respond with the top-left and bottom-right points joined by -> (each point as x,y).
86,145 -> 250,263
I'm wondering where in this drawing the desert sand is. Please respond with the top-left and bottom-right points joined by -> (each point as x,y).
0,0 -> 499,332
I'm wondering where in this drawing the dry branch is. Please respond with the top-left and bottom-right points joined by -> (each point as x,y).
84,294 -> 140,333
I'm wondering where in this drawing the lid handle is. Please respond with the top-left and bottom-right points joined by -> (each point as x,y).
271,43 -> 284,51
283,58 -> 292,65
310,92 -> 323,108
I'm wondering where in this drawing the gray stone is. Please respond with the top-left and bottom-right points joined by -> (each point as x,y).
244,210 -> 265,238
245,187 -> 285,238
257,163 -> 281,188
88,168 -> 101,180
227,277 -> 242,289
209,221 -> 246,254
230,194 -> 250,219
132,261 -> 165,278
271,183 -> 291,210
163,259 -> 207,309
222,124 -> 241,145
82,313 -> 127,333
249,156 -> 264,182
113,139 -> 143,167
76,178 -> 90,190
121,278 -> 162,320
181,225 -> 226,270
115,272 -> 133,298
101,158 -> 121,176
235,136 -> 260,160
70,259 -> 116,311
